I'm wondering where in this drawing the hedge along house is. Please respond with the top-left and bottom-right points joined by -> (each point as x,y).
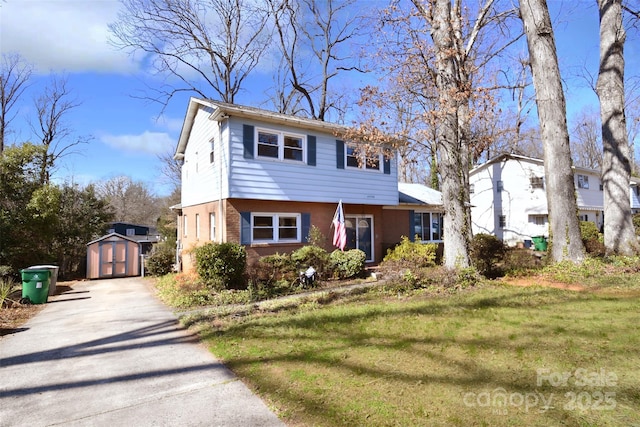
174,98 -> 444,272
86,233 -> 141,279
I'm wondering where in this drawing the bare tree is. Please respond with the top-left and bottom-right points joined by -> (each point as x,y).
31,75 -> 91,184
157,148 -> 182,193
596,0 -> 638,255
267,0 -> 364,121
110,0 -> 271,108
519,0 -> 585,263
0,54 -> 33,153
571,108 -> 603,170
97,176 -> 160,225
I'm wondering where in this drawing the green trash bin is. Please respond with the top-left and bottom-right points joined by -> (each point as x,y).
21,269 -> 51,304
531,236 -> 548,251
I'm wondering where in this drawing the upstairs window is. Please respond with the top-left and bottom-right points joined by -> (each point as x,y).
126,228 -> 135,236
530,176 -> 544,189
498,215 -> 506,228
496,180 -> 504,192
256,128 -> 305,163
577,174 -> 589,189
346,145 -> 382,171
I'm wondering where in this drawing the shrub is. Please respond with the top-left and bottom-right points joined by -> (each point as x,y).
146,244 -> 175,276
383,236 -> 437,267
502,248 -> 543,276
470,233 -> 505,278
580,221 -> 605,256
193,242 -> 247,290
0,277 -> 17,308
306,225 -> 327,248
633,213 -> 640,235
0,265 -> 13,279
384,265 -> 481,293
291,245 -> 330,277
329,249 -> 366,279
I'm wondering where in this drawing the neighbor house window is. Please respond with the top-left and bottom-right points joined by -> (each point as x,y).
252,213 -> 301,243
469,184 -> 475,194
577,174 -> 589,189
413,212 -> 444,242
496,180 -> 504,192
498,215 -> 506,228
346,145 -> 382,171
256,128 -> 305,162
210,139 -> 215,163
195,214 -> 200,239
530,176 -> 544,189
210,213 -> 216,241
126,228 -> 135,236
528,215 -> 548,226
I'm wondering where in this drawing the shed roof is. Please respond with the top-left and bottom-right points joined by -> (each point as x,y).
86,233 -> 142,246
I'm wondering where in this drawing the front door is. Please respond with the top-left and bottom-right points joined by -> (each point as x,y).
345,215 -> 373,262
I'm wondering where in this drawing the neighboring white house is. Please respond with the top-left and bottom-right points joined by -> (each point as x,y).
469,154 -> 640,247
173,98 -> 443,271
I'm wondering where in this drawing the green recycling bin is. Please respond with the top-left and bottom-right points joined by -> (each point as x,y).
21,269 -> 51,304
531,236 -> 548,251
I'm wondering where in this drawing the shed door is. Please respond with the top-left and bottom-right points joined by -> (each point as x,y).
99,241 -> 128,278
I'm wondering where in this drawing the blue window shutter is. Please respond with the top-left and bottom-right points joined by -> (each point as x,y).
240,212 -> 251,244
243,125 -> 254,159
336,139 -> 344,169
408,210 -> 415,242
384,156 -> 391,174
302,213 -> 311,242
307,135 -> 316,166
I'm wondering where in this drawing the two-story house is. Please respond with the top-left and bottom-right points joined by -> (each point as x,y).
469,153 -> 640,247
174,98 -> 444,272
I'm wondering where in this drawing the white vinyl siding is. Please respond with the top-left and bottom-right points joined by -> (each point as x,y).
181,106 -> 224,207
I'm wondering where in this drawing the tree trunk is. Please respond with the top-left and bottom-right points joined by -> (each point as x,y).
596,0 -> 638,255
429,0 -> 471,269
519,0 -> 585,263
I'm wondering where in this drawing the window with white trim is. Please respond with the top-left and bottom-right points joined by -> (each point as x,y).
346,145 -> 382,171
498,215 -> 506,228
210,213 -> 216,241
126,228 -> 135,236
195,214 -> 200,239
251,213 -> 301,243
413,212 -> 444,242
256,129 -> 305,162
577,174 -> 589,189
183,215 -> 188,237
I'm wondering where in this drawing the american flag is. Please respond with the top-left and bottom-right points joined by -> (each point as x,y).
332,200 -> 347,251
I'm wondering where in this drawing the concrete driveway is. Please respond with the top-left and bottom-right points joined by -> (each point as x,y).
0,277 -> 284,427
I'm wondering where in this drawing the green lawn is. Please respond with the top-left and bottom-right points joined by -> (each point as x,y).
184,281 -> 640,426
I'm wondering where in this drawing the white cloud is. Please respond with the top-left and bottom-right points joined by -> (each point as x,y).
154,114 -> 185,133
0,0 -> 138,74
101,131 -> 175,155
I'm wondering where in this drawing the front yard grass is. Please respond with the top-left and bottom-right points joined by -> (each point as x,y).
186,281 -> 640,426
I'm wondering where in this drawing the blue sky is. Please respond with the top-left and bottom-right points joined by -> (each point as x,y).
0,0 -> 637,197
